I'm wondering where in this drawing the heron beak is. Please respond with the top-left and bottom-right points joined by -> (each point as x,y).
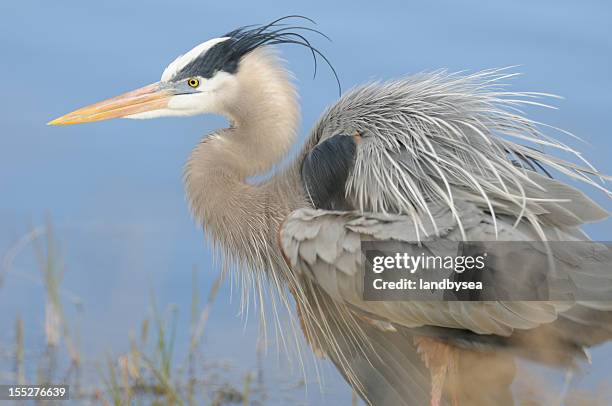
47,82 -> 173,125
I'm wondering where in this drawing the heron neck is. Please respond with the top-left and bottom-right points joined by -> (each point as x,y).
215,49 -> 300,178
184,52 -> 303,263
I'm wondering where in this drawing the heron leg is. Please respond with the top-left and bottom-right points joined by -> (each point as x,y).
415,337 -> 458,406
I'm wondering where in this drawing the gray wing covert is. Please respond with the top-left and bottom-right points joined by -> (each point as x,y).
279,204 -> 594,337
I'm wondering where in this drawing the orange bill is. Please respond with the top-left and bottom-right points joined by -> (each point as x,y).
48,82 -> 173,125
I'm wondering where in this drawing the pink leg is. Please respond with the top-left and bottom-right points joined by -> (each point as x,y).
414,337 -> 458,406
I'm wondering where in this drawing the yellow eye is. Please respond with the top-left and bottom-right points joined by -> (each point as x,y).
187,77 -> 200,88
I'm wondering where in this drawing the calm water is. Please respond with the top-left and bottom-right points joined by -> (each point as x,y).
1,0 -> 611,404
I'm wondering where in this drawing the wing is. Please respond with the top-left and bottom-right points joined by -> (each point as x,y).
292,70 -> 610,336
281,204 -> 612,337
280,205 -> 612,405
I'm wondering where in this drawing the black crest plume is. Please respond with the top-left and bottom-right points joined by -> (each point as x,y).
172,15 -> 341,93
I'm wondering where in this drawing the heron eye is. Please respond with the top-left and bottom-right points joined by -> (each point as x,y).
187,78 -> 200,88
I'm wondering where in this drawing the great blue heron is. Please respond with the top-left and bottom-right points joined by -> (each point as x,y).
49,16 -> 612,406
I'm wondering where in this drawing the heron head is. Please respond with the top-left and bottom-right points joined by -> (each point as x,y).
47,35 -> 261,125
48,17 -> 334,126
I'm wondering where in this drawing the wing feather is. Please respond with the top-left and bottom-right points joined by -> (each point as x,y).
280,205 -> 606,336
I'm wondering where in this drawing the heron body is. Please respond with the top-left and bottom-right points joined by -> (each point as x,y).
50,17 -> 612,406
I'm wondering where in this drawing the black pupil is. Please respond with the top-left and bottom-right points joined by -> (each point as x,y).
190,79 -> 197,86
